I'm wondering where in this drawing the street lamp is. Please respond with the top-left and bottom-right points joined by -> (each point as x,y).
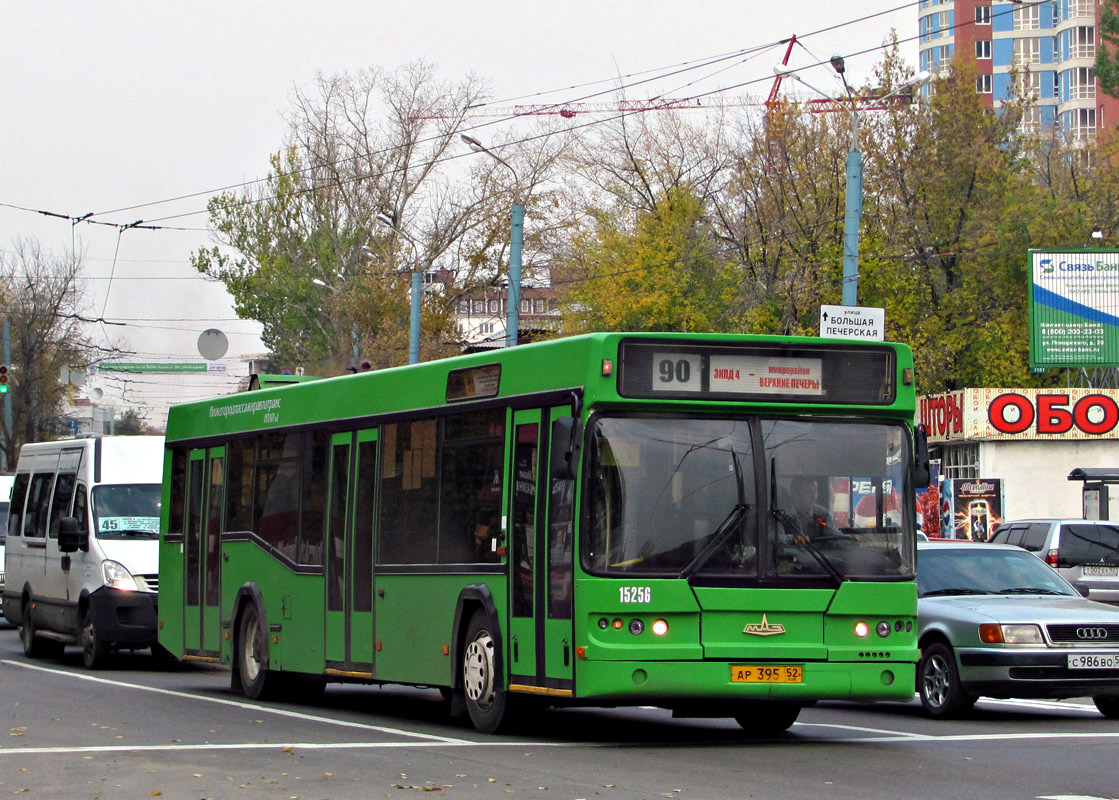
461,134 -> 524,348
374,211 -> 422,365
775,60 -> 931,306
311,277 -> 360,367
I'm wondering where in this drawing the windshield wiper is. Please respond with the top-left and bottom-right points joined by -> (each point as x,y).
921,588 -> 995,597
679,503 -> 751,580
997,587 -> 1066,595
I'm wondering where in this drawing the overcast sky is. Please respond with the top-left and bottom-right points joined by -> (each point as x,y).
0,1 -> 917,421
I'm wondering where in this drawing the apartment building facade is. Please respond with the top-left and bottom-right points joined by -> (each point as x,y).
918,0 -> 1119,141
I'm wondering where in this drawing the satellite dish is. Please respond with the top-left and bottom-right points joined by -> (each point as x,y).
70,368 -> 87,388
90,387 -> 104,402
198,328 -> 229,361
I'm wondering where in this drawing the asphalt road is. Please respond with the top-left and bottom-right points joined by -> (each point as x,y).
0,630 -> 1117,800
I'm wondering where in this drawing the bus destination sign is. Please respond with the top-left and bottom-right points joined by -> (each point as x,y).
617,340 -> 895,405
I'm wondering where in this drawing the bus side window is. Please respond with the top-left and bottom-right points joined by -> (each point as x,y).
24,473 -> 53,538
48,473 -> 76,538
7,473 -> 29,539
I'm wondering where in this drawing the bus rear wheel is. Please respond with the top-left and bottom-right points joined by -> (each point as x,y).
462,610 -> 514,734
733,701 -> 801,735
237,604 -> 281,700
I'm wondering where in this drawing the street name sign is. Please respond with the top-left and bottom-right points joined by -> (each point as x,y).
819,305 -> 885,340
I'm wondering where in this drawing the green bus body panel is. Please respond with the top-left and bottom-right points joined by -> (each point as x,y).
220,541 -> 325,674
157,538 -> 185,656
374,574 -> 507,687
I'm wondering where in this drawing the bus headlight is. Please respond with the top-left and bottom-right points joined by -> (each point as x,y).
102,560 -> 138,592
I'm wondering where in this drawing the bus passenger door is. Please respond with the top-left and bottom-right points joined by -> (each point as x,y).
324,429 -> 376,674
508,410 -> 541,686
184,446 -> 224,656
507,406 -> 575,696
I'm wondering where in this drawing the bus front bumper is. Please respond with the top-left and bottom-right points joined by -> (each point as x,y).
574,659 -> 916,703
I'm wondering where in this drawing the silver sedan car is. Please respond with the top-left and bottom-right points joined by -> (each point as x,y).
917,540 -> 1119,719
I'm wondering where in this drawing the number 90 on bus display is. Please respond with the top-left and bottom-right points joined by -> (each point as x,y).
653,352 -> 702,392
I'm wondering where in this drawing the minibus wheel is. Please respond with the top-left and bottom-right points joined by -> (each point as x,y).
20,602 -> 63,659
80,609 -> 111,669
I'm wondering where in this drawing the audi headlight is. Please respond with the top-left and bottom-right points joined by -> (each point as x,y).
102,560 -> 138,592
979,623 -> 1044,645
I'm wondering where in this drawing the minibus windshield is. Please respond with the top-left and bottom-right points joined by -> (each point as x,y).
91,484 -> 161,539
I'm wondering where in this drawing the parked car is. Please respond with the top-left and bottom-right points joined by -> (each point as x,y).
989,519 -> 1119,604
916,540 -> 1119,719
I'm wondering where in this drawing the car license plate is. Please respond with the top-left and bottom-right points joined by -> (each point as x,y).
1068,653 -> 1119,670
731,665 -> 803,683
1082,565 -> 1118,577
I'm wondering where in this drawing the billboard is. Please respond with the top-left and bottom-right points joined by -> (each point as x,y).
940,478 -> 1003,541
1029,249 -> 1119,368
919,388 -> 1119,442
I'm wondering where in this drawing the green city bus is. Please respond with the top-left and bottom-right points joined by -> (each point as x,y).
158,332 -> 929,734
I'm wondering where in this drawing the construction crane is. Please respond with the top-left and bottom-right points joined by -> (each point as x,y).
767,34 -> 921,114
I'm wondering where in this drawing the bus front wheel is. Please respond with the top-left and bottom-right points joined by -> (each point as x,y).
462,610 -> 513,733
237,604 -> 280,700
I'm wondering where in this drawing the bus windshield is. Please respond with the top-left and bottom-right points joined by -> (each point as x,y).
92,484 -> 162,539
584,416 -> 915,581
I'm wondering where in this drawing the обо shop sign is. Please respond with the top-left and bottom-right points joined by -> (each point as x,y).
988,392 -> 1119,436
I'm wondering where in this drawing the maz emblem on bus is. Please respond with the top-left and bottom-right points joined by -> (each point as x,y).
743,614 -> 786,636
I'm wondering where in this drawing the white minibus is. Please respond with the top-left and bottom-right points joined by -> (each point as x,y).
0,473 -> 13,618
2,436 -> 163,667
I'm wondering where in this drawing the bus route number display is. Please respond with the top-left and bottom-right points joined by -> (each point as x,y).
653,352 -> 823,396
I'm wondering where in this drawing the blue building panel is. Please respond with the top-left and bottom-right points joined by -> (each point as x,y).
994,72 -> 1014,101
993,37 -> 1014,67
992,2 -> 1015,32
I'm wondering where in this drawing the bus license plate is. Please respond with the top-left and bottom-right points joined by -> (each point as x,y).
1082,565 -> 1118,577
731,665 -> 803,683
1068,653 -> 1119,670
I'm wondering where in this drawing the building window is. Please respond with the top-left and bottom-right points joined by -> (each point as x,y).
1071,26 -> 1095,60
1013,37 -> 1041,67
1013,3 -> 1040,30
1016,70 -> 1043,100
976,74 -> 993,94
975,5 -> 991,25
936,443 -> 979,480
976,40 -> 992,60
487,299 -> 500,314
1068,107 -> 1097,141
1068,0 -> 1094,20
1020,106 -> 1043,134
1068,66 -> 1096,101
472,299 -> 485,314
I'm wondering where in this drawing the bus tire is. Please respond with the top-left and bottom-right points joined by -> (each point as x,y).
462,609 -> 514,734
237,604 -> 280,700
733,701 -> 801,735
20,602 -> 63,660
80,608 -> 111,669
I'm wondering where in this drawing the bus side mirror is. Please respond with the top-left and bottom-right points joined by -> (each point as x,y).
550,417 -> 583,480
913,424 -> 931,488
57,517 -> 87,554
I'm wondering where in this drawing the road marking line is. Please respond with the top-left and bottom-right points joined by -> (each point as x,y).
0,741 -> 585,757
800,723 -> 926,738
0,659 -> 473,745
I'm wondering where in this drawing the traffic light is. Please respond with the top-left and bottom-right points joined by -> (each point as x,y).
0,364 -> 8,394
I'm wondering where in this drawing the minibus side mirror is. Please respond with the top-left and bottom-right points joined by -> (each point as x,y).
550,417 -> 583,480
57,517 -> 87,554
913,424 -> 931,489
